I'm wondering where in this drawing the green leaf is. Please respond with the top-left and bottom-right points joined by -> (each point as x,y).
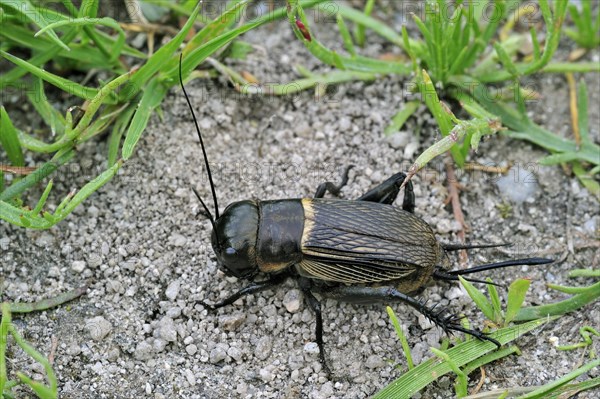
0,149 -> 74,203
0,106 -> 24,167
515,281 -> 600,322
386,306 -> 414,369
459,276 -> 495,321
35,17 -> 125,63
353,0 -> 375,47
487,278 -> 503,325
384,101 -> 420,136
122,79 -> 168,160
518,359 -> 600,399
0,51 -> 118,104
121,0 -> 201,101
505,279 -> 531,325
226,41 -> 255,60
0,0 -> 70,51
337,13 -> 356,56
373,318 -> 557,399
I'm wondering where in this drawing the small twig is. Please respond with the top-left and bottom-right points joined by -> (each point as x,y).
445,157 -> 468,265
565,72 -> 581,148
470,366 -> 486,396
464,162 -> 512,174
0,165 -> 37,175
48,335 -> 58,365
119,22 -> 179,36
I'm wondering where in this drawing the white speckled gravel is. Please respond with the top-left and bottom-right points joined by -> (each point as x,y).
1,3 -> 599,399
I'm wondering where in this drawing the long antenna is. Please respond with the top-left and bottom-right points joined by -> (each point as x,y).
179,54 -> 220,220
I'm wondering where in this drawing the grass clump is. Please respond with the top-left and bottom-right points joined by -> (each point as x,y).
0,0 -> 305,228
280,0 -> 600,194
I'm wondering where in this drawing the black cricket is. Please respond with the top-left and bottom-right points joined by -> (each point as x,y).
179,57 -> 552,376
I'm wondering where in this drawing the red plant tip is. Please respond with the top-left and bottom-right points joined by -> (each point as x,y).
295,18 -> 311,42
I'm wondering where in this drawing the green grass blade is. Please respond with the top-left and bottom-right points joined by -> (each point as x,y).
122,1 -> 201,101
384,101 -> 420,136
9,325 -> 57,397
0,303 -> 10,396
505,279 -> 531,325
514,281 -> 600,322
0,106 -> 24,167
518,359 -> 600,399
69,68 -> 136,140
386,306 -> 414,370
0,51 -> 117,103
332,4 -> 421,51
0,0 -> 70,51
353,0 -> 375,47
431,346 -> 468,397
453,76 -> 600,166
577,79 -> 590,146
337,14 -> 356,56
55,160 -> 122,220
26,77 -> 65,136
493,42 -> 519,78
487,278 -> 503,325
459,276 -> 495,321
122,79 -> 168,160
35,17 -> 125,63
462,345 -> 521,376
0,23 -> 132,70
108,102 -> 137,165
286,0 -> 410,75
185,0 -> 249,52
1,286 -> 87,314
15,372 -> 56,399
31,180 -> 53,216
164,19 -> 265,82
572,162 -> 600,200
0,25 -> 80,86
373,318 -> 557,399
0,149 -> 74,203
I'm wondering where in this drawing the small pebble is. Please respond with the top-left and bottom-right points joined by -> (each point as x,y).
496,165 -> 539,203
153,338 -> 167,352
85,316 -> 112,341
210,346 -> 228,364
259,368 -> 274,382
365,355 -> 385,369
158,317 -> 178,342
227,346 -> 243,362
134,341 -> 153,360
184,369 -> 196,386
166,307 -> 181,318
186,344 -> 198,355
71,260 -> 86,273
304,342 -> 319,355
255,336 -> 272,360
219,313 -> 246,331
165,281 -> 180,301
282,289 -> 302,313
169,233 -> 187,247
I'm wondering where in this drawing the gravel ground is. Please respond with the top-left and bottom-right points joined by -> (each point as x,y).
1,2 -> 599,399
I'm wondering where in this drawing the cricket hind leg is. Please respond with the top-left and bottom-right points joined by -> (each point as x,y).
314,165 -> 353,198
314,168 -> 415,213
356,172 -> 415,213
315,285 -> 501,347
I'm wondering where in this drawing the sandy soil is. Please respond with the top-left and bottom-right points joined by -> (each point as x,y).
1,2 -> 599,398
